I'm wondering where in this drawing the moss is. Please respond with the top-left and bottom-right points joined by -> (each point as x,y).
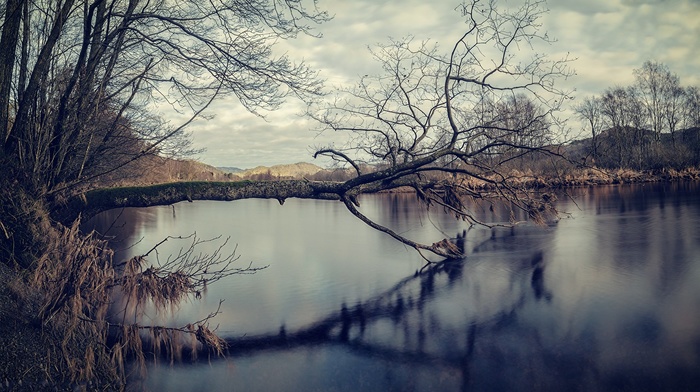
55,181 -> 260,224
87,180 -> 250,198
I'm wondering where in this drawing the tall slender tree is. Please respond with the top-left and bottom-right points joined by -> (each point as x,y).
574,96 -> 605,163
684,86 -> 700,130
633,60 -> 682,143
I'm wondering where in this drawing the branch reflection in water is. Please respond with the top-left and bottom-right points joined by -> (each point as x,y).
85,183 -> 700,391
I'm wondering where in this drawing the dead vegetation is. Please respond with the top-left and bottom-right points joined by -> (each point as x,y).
26,217 -> 264,388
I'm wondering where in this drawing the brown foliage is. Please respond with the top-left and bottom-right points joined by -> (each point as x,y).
30,219 -> 261,386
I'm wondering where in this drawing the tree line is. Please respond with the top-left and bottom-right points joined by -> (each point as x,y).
574,61 -> 700,169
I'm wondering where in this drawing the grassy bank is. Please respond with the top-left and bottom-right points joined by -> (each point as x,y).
0,263 -> 60,390
540,167 -> 700,187
0,215 -> 121,390
445,166 -> 700,190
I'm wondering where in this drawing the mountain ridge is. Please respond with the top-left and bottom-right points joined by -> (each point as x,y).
234,162 -> 324,179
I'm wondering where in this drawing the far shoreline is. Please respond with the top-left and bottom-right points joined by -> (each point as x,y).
376,167 -> 700,194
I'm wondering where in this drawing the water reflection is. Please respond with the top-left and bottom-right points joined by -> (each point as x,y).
85,183 -> 700,391
132,224 -> 558,391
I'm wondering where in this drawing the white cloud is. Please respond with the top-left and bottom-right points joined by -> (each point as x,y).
184,0 -> 700,168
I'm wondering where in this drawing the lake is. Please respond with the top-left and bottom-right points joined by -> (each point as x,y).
85,182 -> 700,391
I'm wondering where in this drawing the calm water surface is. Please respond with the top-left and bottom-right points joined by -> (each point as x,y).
85,182 -> 700,391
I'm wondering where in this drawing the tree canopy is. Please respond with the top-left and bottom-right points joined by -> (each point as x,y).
0,0 -> 329,194
305,0 -> 572,257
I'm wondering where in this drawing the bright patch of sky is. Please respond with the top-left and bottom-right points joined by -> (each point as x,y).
185,0 -> 700,169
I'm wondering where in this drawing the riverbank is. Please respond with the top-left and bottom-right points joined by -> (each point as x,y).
0,208 -> 121,390
378,167 -> 700,194
0,263 -> 68,390
533,167 -> 700,187
463,167 -> 700,189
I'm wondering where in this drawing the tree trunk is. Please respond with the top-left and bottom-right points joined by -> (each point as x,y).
57,180 -> 344,224
0,0 -> 24,145
7,0 -> 76,158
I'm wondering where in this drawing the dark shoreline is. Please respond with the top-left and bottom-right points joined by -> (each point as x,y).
377,167 -> 700,193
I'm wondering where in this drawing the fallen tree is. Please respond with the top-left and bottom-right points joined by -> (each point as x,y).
63,178 -> 468,259
62,171 -> 559,260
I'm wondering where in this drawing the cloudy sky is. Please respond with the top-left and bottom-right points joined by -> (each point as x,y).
186,0 -> 700,169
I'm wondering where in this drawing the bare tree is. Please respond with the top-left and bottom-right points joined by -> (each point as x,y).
492,93 -> 553,162
684,86 -> 700,130
633,60 -> 681,143
32,222 -> 264,384
625,86 -> 652,169
580,62 -> 699,169
574,96 -> 604,163
662,75 -> 684,145
309,0 -> 573,259
0,0 -> 330,385
682,85 -> 700,163
600,86 -> 634,167
0,0 -> 331,281
0,0 -> 329,195
62,0 -> 572,261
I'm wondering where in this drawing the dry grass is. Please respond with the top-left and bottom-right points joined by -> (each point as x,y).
33,220 -> 121,386
28,219 -> 262,388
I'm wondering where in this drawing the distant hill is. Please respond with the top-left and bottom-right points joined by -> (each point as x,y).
217,166 -> 244,174
97,157 -> 237,186
157,159 -> 232,182
238,162 -> 324,179
101,159 -> 354,186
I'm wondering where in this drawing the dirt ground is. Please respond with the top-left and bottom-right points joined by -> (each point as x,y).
0,263 -> 72,391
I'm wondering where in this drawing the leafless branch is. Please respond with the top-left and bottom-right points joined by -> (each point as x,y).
309,0 -> 573,258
